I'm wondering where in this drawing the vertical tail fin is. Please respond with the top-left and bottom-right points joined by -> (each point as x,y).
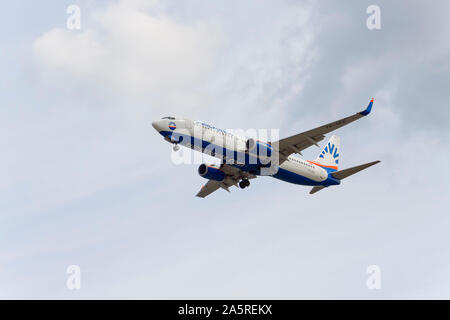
312,135 -> 340,172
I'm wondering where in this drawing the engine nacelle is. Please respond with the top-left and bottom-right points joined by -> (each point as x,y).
246,138 -> 272,158
198,164 -> 225,182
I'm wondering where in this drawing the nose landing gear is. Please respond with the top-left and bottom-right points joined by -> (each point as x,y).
239,179 -> 250,189
173,144 -> 180,152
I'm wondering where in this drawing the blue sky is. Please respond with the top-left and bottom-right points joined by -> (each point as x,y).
1,0 -> 449,298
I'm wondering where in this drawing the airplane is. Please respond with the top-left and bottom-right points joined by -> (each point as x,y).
152,99 -> 380,198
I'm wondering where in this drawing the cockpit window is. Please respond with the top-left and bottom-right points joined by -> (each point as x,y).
162,116 -> 176,120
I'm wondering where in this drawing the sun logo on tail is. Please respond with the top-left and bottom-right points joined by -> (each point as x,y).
319,142 -> 339,165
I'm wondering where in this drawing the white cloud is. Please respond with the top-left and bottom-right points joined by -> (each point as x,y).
33,1 -> 220,94
32,0 -> 318,124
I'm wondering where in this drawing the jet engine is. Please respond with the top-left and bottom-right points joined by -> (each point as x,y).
246,138 -> 272,158
198,164 -> 225,182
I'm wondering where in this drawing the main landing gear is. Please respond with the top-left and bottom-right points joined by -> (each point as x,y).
239,179 -> 250,189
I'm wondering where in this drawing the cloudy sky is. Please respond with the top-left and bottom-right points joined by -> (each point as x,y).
1,0 -> 449,299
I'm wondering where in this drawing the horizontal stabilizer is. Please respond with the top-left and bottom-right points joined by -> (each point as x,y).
310,186 -> 326,194
331,160 -> 380,180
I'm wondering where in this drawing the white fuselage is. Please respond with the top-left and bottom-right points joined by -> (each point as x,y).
152,118 -> 330,185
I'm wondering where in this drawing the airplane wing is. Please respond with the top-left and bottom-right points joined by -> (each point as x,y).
196,180 -> 221,198
274,99 -> 374,163
196,164 -> 257,198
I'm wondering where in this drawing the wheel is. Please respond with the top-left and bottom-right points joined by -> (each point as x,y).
239,181 -> 246,189
173,144 -> 180,152
244,179 -> 250,187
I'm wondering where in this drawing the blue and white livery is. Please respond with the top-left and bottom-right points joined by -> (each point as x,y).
152,99 -> 380,197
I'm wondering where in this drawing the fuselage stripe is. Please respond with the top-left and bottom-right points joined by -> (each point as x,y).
307,160 -> 338,170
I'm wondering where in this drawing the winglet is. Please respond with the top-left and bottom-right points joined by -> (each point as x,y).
359,98 -> 374,116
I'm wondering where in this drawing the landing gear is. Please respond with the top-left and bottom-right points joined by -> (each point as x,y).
173,144 -> 180,152
239,179 -> 250,189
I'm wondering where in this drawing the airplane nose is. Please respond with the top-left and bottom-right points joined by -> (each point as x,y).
152,120 -> 161,132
